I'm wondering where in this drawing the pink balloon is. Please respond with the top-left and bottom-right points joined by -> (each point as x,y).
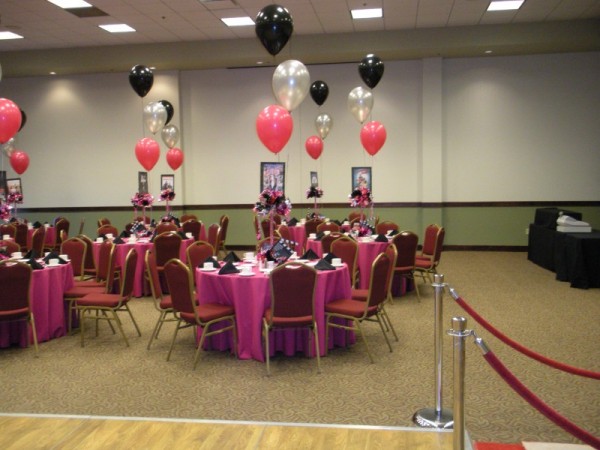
10,150 -> 30,175
166,147 -> 184,170
256,105 -> 293,154
0,98 -> 23,144
360,121 -> 387,156
305,135 -> 323,160
135,137 -> 160,171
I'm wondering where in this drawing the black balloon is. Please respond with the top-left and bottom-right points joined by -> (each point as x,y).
129,64 -> 154,98
310,81 -> 329,106
159,100 -> 174,125
255,4 -> 293,56
19,109 -> 27,131
358,54 -> 384,89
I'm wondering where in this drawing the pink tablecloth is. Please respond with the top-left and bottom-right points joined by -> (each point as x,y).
0,262 -> 74,348
195,263 -> 353,361
93,238 -> 193,298
26,226 -> 56,248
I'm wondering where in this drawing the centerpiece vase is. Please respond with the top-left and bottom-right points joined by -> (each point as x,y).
166,199 -> 170,215
13,202 -> 18,219
269,209 -> 275,247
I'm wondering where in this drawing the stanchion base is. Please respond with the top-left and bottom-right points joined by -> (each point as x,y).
412,408 -> 454,429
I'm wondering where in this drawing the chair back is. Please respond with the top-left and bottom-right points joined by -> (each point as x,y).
0,223 -> 16,238
256,237 -> 280,255
30,226 -> 46,257
96,240 -> 117,292
155,222 -> 178,235
186,241 -> 215,272
348,211 -> 365,222
0,261 -> 32,318
275,224 -> 291,242
60,237 -> 86,278
154,231 -> 182,266
304,219 -> 323,236
268,262 -> 318,324
366,253 -> 391,309
330,236 -> 358,284
134,215 -> 151,224
260,219 -> 273,239
421,224 -> 441,258
180,214 -> 198,223
317,222 -> 340,233
14,223 -> 28,250
206,224 -> 220,255
431,227 -> 445,266
54,218 -> 70,249
97,217 -> 111,227
219,214 -> 229,243
78,234 -> 96,273
97,224 -> 118,237
393,231 -> 419,269
182,219 -> 202,241
376,221 -> 399,235
164,258 -> 197,316
145,250 -> 163,301
0,239 -> 20,255
78,218 -> 85,235
320,232 -> 343,254
384,243 -> 398,298
119,248 -> 138,298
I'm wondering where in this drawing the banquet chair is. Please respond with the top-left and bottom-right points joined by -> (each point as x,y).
97,224 -> 118,237
263,262 -> 320,375
330,236 -> 359,287
206,224 -> 220,256
272,214 -> 283,225
78,218 -> 85,235
260,218 -> 274,239
275,224 -> 291,242
320,232 -> 343,254
29,226 -> 46,258
317,222 -> 340,234
155,221 -> 178,235
14,222 -> 28,252
76,248 -> 142,347
415,225 -> 445,285
182,219 -> 202,241
60,237 -> 87,282
0,223 -> 16,238
145,250 -> 177,350
391,231 -> 420,301
0,261 -> 38,353
63,240 -> 117,334
186,241 -> 215,276
46,218 -> 69,252
325,253 -> 394,363
376,221 -> 399,235
134,215 -> 151,225
0,239 -> 20,255
348,211 -> 365,223
154,231 -> 183,287
78,234 -> 98,280
163,258 -> 237,369
256,237 -> 281,255
304,218 -> 323,237
180,213 -> 198,223
97,217 -> 111,227
218,214 -> 229,256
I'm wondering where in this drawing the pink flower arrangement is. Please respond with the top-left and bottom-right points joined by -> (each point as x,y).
253,189 -> 292,217
349,187 -> 372,208
0,202 -> 11,221
131,192 -> 154,208
306,186 -> 323,199
159,189 -> 175,201
7,192 -> 23,204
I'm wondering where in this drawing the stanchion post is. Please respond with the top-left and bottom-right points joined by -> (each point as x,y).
448,316 -> 470,450
413,274 -> 454,429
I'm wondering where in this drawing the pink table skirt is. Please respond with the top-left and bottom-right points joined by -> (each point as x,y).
93,238 -> 193,298
287,225 -> 307,254
195,263 -> 354,362
0,262 -> 74,348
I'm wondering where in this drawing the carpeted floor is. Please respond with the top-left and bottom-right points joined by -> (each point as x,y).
0,251 -> 598,445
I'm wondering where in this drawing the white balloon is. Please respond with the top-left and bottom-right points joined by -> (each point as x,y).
272,60 -> 310,111
347,86 -> 373,124
1,137 -> 15,157
315,113 -> 333,140
161,124 -> 180,149
143,101 -> 167,134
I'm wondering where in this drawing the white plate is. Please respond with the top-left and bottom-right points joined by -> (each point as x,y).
295,259 -> 309,263
199,267 -> 217,272
239,272 -> 255,277
331,263 -> 344,267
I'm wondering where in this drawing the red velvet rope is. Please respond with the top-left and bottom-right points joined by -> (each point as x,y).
455,296 -> 600,380
482,351 -> 600,449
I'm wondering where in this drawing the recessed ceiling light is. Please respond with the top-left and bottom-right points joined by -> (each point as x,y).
0,31 -> 24,40
99,24 -> 136,33
47,0 -> 92,8
487,1 -> 525,12
351,8 -> 383,19
221,17 -> 254,27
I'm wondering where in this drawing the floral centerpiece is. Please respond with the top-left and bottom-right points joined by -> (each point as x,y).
306,185 -> 323,219
131,192 -> 154,223
6,192 -> 23,219
349,187 -> 371,208
253,188 -> 292,246
0,201 -> 11,221
159,188 -> 175,214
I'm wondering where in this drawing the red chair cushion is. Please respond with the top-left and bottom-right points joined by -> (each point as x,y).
325,298 -> 376,318
264,308 -> 312,327
64,286 -> 105,298
77,293 -> 126,308
350,289 -> 368,301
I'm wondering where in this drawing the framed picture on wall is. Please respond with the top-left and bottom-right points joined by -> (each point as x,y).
260,162 -> 285,192
161,174 -> 174,191
310,171 -> 318,187
0,171 -> 6,199
138,171 -> 148,194
351,167 -> 372,191
6,177 -> 22,196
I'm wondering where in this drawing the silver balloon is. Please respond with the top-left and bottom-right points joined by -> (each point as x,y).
315,113 -> 333,140
161,124 -> 180,149
272,60 -> 310,112
143,101 -> 167,135
347,86 -> 373,124
1,137 -> 15,157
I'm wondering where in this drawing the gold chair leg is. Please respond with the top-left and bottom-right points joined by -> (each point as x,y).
312,322 -> 321,374
147,311 -> 166,350
194,325 -> 207,370
124,304 -> 141,336
166,321 -> 182,361
79,307 -> 86,347
376,313 -> 393,353
263,321 -> 271,376
30,314 -> 39,355
111,310 -> 129,347
380,307 -> 398,342
355,320 -> 374,363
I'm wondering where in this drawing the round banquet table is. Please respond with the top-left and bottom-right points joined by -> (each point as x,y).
0,261 -> 74,348
286,224 -> 307,254
195,262 -> 354,361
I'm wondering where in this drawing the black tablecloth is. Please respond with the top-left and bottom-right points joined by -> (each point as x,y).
554,231 -> 600,289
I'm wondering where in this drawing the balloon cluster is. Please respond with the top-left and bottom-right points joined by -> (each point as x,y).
0,98 -> 30,175
348,54 -> 387,157
129,65 -> 184,171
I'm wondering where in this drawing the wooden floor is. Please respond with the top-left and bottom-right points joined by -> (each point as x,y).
0,414 -> 467,449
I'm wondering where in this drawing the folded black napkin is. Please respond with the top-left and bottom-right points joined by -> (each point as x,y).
375,234 -> 389,242
27,258 -> 44,270
98,234 -> 107,241
314,259 -> 335,271
24,249 -> 40,259
119,230 -> 131,238
113,236 -> 125,244
332,220 -> 342,226
223,251 -> 241,263
33,221 -> 42,229
288,217 -> 298,226
323,252 -> 338,263
388,229 -> 399,236
300,249 -> 320,260
218,260 -> 240,275
43,251 -> 68,264
315,231 -> 325,241
202,256 -> 220,269
177,231 -> 187,240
